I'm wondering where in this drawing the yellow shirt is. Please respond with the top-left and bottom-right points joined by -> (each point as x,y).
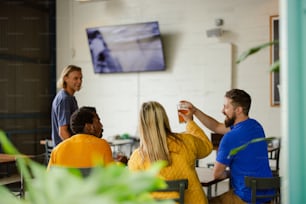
47,134 -> 114,169
128,121 -> 213,204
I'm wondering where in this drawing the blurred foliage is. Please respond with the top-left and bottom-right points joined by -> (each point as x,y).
236,41 -> 280,72
0,130 -> 173,204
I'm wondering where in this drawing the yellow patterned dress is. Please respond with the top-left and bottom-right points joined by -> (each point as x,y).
128,121 -> 213,204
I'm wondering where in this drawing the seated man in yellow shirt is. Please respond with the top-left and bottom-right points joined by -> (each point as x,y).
47,106 -> 114,169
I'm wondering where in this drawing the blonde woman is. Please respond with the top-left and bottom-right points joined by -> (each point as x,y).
128,101 -> 213,204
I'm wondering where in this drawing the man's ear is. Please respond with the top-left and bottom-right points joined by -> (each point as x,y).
236,106 -> 244,114
84,123 -> 93,133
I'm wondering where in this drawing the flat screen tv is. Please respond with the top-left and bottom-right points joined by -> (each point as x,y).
86,21 -> 166,73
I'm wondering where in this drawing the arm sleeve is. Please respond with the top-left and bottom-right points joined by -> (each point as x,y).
128,149 -> 145,171
185,120 -> 213,159
57,99 -> 74,126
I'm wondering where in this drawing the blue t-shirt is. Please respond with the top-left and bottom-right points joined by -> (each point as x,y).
216,118 -> 273,203
51,90 -> 78,146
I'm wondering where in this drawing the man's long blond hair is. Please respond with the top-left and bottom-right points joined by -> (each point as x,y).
138,101 -> 181,165
57,65 -> 82,89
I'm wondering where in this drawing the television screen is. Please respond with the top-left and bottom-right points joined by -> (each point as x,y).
86,21 -> 166,73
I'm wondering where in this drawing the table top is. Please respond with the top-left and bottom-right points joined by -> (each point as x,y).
196,167 -> 229,186
0,153 -> 32,164
108,139 -> 135,145
0,153 -> 17,164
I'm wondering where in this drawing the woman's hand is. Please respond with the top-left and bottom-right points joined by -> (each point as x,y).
179,100 -> 197,115
178,100 -> 195,122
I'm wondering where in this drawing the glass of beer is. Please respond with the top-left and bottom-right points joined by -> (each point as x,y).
177,103 -> 189,123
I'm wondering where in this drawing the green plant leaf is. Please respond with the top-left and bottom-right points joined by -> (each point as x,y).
228,137 -> 276,158
236,41 -> 278,64
270,60 -> 280,72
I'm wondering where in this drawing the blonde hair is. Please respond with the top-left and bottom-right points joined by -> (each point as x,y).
57,65 -> 82,89
138,101 -> 181,165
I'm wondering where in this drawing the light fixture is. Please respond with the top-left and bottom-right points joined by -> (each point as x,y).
206,18 -> 225,38
206,28 -> 223,38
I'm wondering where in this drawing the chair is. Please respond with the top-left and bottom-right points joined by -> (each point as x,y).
206,133 -> 224,168
155,179 -> 188,204
78,167 -> 92,177
44,139 -> 54,165
245,176 -> 281,204
206,133 -> 224,196
267,137 -> 281,176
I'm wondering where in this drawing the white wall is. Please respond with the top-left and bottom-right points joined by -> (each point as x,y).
56,0 -> 280,163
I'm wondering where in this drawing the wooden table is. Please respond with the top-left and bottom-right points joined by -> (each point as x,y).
0,153 -> 32,163
0,154 -> 21,180
0,153 -> 30,175
196,167 -> 230,198
0,153 -> 17,164
0,154 -> 24,197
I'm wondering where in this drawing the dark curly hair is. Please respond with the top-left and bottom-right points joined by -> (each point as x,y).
70,106 -> 96,134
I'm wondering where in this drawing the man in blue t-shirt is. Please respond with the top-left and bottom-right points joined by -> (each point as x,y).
51,65 -> 83,146
183,89 -> 273,204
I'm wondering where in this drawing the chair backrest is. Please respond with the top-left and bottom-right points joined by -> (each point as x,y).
211,133 -> 224,150
245,176 -> 281,204
155,179 -> 188,204
268,147 -> 280,176
203,133 -> 223,168
267,137 -> 281,176
44,139 -> 54,165
78,167 -> 92,177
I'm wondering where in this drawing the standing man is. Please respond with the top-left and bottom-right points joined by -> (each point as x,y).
183,89 -> 273,204
51,65 -> 82,146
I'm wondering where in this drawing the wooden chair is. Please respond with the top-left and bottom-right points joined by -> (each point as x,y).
245,176 -> 281,204
155,179 -> 188,204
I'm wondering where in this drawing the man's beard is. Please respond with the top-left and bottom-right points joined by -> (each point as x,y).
97,128 -> 103,138
224,115 -> 235,128
92,128 -> 103,138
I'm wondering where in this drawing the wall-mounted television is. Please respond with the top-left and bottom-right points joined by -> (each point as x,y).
86,21 -> 166,73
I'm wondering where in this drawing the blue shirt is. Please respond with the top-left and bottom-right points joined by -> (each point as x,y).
216,118 -> 273,203
51,90 -> 78,146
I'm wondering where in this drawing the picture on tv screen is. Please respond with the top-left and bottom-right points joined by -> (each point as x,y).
86,21 -> 166,73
